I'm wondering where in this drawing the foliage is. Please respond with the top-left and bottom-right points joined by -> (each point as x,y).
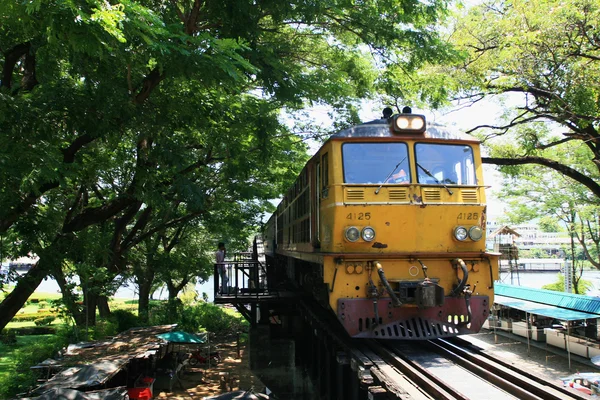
109,309 -> 142,334
542,274 -> 593,295
11,311 -> 58,323
33,316 -> 55,326
519,248 -> 552,259
0,335 -> 67,399
149,301 -> 248,336
406,0 -> 600,201
0,0 -> 456,330
92,319 -> 118,340
0,330 -> 16,345
178,303 -> 249,336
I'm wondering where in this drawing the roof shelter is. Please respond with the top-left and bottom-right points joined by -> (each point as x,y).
25,325 -> 177,398
22,386 -> 129,400
495,283 -> 600,321
496,283 -> 600,314
493,283 -> 600,369
494,295 -> 600,321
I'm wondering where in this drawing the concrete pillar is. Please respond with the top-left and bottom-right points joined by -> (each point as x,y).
336,351 -> 350,400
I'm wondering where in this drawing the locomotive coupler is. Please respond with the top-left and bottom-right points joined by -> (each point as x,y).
416,278 -> 445,308
366,269 -> 380,326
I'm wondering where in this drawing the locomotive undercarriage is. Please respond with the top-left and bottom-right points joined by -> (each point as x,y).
337,258 -> 490,339
337,295 -> 489,339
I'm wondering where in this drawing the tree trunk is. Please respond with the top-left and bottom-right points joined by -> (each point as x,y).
83,290 -> 98,327
167,282 -> 179,302
138,270 -> 154,323
97,296 -> 111,318
0,260 -> 49,331
54,269 -> 86,327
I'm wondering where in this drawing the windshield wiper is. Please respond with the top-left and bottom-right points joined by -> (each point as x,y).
416,162 -> 453,195
375,156 -> 407,195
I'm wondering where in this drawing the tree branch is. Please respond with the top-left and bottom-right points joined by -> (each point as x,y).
1,43 -> 30,90
483,156 -> 600,198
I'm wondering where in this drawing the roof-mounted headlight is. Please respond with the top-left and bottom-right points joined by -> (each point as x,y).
454,226 -> 468,241
345,226 -> 360,242
392,114 -> 426,134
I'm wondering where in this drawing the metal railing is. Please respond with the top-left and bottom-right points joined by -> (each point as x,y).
213,253 -> 268,300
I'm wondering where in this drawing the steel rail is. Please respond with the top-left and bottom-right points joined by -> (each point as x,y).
365,339 -> 468,400
431,338 -> 589,400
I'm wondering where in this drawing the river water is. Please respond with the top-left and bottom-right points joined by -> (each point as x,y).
32,269 -> 600,299
34,275 -> 217,301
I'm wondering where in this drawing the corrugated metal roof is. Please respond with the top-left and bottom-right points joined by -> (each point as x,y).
495,283 -> 600,315
494,295 -> 600,321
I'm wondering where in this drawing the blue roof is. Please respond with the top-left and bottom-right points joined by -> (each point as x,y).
494,295 -> 600,321
495,283 -> 600,320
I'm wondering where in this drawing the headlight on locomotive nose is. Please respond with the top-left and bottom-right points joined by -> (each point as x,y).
345,226 -> 360,242
454,226 -> 468,241
361,227 -> 376,242
469,226 -> 483,241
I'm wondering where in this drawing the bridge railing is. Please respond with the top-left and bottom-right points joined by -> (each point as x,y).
213,254 -> 268,300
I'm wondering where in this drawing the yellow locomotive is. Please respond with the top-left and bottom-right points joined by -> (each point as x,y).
264,107 -> 499,339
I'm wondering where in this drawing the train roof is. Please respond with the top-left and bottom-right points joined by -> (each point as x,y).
330,118 -> 480,143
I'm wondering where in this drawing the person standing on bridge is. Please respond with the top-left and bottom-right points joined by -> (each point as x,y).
216,242 -> 228,294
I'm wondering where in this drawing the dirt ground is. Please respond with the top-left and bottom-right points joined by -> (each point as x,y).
154,338 -> 267,399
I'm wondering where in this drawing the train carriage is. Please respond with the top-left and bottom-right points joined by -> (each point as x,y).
264,108 -> 499,340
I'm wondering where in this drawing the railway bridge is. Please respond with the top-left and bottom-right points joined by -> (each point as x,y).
212,240 -> 585,399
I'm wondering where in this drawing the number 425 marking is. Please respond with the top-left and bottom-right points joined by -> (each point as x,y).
347,212 -> 371,220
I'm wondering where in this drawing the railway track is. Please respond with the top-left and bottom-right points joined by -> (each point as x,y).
361,337 -> 590,399
296,297 -> 588,399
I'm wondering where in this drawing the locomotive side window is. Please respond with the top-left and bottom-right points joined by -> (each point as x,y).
322,153 -> 329,187
414,143 -> 477,185
342,143 -> 410,184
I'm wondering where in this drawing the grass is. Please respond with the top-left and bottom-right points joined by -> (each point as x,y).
0,335 -> 54,378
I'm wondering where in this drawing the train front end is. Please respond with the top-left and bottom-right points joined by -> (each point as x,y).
321,112 -> 499,339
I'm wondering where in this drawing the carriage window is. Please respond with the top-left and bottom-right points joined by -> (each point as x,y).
414,143 -> 477,185
342,143 -> 410,184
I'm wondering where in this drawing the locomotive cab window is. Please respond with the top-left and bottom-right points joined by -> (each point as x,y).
415,143 -> 477,185
342,143 -> 410,184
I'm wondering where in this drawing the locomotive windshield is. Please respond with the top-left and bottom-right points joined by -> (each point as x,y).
343,143 -> 410,184
415,143 -> 477,185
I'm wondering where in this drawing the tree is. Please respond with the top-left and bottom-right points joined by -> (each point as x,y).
542,274 -> 593,295
401,0 -> 600,199
493,132 -> 600,290
0,0 -> 453,330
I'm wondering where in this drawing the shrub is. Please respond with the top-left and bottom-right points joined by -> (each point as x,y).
0,330 -> 17,345
11,311 -> 57,322
33,316 -> 55,326
178,303 -> 249,336
93,319 -> 118,340
110,310 -> 141,333
147,301 -> 249,336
